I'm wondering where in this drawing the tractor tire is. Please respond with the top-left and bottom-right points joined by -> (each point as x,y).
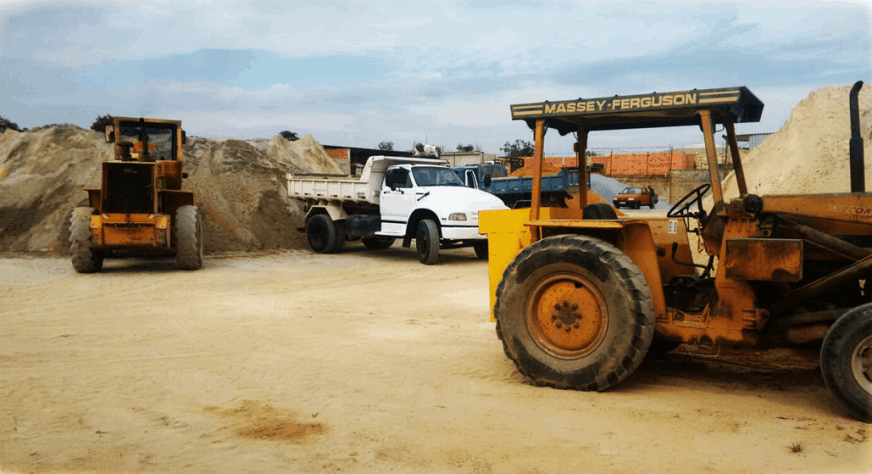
820,304 -> 872,422
175,205 -> 204,270
362,237 -> 395,250
416,219 -> 439,265
306,214 -> 342,254
69,207 -> 103,273
583,203 -> 618,220
494,234 -> 655,391
473,241 -> 488,260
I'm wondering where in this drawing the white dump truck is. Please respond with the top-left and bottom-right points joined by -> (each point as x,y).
287,156 -> 508,264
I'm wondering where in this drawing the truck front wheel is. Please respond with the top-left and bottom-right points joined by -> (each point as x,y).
416,219 -> 439,265
473,241 -> 488,260
306,214 -> 342,254
494,234 -> 655,391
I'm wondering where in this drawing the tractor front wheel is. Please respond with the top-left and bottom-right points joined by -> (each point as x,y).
495,234 -> 654,391
176,205 -> 204,270
821,304 -> 872,422
69,207 -> 103,273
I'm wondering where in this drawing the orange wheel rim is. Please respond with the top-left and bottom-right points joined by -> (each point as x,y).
526,272 -> 608,358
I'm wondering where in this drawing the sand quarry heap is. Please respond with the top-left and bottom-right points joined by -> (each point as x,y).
0,128 -> 343,253
1,82 -> 870,256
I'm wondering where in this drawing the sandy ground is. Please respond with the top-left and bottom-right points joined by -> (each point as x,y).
1,246 -> 870,474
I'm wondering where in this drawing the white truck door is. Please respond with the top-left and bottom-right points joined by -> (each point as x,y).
379,167 -> 417,236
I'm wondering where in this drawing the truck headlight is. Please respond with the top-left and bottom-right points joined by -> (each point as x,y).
448,213 -> 467,221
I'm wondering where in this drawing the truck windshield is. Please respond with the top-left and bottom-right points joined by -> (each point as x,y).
412,167 -> 465,187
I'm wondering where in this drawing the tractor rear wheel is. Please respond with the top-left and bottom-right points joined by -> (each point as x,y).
416,219 -> 439,265
69,207 -> 103,273
821,304 -> 872,422
176,205 -> 204,270
362,237 -> 395,250
495,234 -> 654,391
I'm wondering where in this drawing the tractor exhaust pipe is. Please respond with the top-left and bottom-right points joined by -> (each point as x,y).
849,80 -> 865,193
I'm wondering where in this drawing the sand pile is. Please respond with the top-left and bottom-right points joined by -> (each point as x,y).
720,83 -> 872,199
0,126 -> 344,253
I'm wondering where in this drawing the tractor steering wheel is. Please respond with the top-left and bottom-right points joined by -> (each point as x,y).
667,184 -> 711,219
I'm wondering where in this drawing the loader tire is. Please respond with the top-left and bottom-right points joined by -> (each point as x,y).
176,205 -> 204,270
416,219 -> 439,265
306,214 -> 342,254
473,241 -> 488,260
494,234 -> 654,391
362,237 -> 395,250
820,304 -> 872,422
69,207 -> 103,273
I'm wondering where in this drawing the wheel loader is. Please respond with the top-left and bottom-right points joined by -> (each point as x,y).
479,82 -> 872,422
69,117 -> 203,272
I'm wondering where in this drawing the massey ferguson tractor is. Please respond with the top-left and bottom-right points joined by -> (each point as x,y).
69,117 -> 203,272
480,82 -> 872,422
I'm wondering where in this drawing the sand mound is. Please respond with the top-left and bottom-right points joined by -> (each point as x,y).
720,83 -> 872,199
0,126 -> 344,253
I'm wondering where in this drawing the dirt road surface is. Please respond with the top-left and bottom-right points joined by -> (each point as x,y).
1,246 -> 870,474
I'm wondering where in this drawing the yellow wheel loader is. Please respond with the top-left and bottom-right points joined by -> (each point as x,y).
69,117 -> 203,272
480,82 -> 872,422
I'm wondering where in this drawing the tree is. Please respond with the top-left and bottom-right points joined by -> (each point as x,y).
279,130 -> 299,141
0,116 -> 20,133
378,141 -> 394,151
90,114 -> 114,132
456,144 -> 474,152
500,139 -> 534,159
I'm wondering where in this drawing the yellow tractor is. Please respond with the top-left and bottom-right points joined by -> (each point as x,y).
69,117 -> 203,272
480,82 -> 872,422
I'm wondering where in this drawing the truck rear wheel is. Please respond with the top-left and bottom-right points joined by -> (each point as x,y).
416,219 -> 439,265
494,234 -> 654,391
362,237 -> 395,250
820,304 -> 872,422
306,214 -> 343,254
176,205 -> 204,270
69,207 -> 103,273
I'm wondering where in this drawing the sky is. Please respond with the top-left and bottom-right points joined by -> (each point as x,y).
1,0 -> 871,156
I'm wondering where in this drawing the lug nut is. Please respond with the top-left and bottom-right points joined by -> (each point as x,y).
555,321 -> 562,328
564,325 -> 571,332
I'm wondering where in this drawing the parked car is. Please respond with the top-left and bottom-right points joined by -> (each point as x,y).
613,186 -> 658,209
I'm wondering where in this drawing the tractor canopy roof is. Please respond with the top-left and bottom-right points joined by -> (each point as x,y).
511,86 -> 763,135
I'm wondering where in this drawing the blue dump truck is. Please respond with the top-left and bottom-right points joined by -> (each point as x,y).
451,163 -> 582,208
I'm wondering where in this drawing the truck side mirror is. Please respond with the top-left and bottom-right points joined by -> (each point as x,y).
105,126 -> 115,143
181,130 -> 187,145
483,174 -> 492,188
